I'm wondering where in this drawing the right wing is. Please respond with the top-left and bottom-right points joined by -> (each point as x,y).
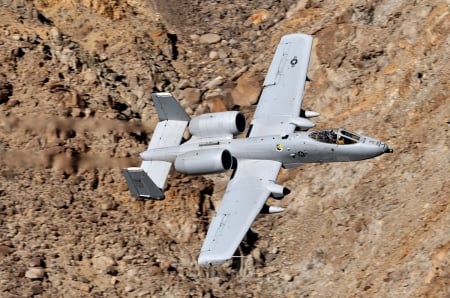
198,159 -> 282,265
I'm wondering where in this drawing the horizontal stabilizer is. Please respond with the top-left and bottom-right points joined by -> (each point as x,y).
140,160 -> 172,190
122,167 -> 164,200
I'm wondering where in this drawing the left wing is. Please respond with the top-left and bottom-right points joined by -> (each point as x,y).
249,33 -> 313,137
198,159 -> 282,265
198,34 -> 312,264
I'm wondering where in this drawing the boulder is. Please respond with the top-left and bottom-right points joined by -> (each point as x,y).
25,267 -> 45,280
231,72 -> 262,106
182,88 -> 201,105
199,33 -> 221,44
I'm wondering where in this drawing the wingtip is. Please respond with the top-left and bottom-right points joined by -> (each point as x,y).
281,33 -> 313,44
198,252 -> 229,266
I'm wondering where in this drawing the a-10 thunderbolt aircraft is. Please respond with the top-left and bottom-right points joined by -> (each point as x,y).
122,33 -> 393,265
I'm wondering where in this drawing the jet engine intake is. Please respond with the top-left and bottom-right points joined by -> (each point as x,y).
174,149 -> 233,175
189,111 -> 246,138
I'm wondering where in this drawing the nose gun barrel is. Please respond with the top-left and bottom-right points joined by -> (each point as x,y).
383,144 -> 393,153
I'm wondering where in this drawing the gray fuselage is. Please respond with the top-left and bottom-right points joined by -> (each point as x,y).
141,128 -> 391,168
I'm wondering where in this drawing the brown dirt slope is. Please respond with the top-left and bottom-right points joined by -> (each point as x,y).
0,0 -> 448,297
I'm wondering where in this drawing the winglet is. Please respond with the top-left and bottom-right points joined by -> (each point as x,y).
122,167 -> 165,200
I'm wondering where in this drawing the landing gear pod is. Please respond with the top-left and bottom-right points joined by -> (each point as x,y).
266,183 -> 291,199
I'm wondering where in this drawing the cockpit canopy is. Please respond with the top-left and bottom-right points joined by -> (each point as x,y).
309,129 -> 361,145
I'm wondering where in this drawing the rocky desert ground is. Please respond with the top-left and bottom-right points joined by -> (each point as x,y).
0,0 -> 449,297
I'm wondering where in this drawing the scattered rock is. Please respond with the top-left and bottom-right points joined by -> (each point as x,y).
199,33 -> 221,44
125,285 -> 135,293
148,265 -> 163,275
77,282 -> 91,292
83,69 -> 98,84
189,34 -> 200,41
92,255 -> 117,274
100,199 -> 117,211
49,27 -> 62,45
209,50 -> 219,59
31,284 -> 44,295
206,96 -> 227,112
204,76 -> 224,90
28,257 -> 44,268
0,245 -> 13,257
281,271 -> 294,282
182,88 -> 201,105
25,267 -> 45,280
247,9 -> 270,25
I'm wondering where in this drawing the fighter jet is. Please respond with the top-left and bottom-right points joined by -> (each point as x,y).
122,33 -> 393,265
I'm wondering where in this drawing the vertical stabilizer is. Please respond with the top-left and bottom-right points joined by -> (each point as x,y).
151,92 -> 190,122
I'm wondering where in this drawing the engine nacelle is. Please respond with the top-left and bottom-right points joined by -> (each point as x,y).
174,149 -> 233,175
189,111 -> 246,138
